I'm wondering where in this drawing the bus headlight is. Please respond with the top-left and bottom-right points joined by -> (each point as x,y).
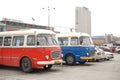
45,55 -> 49,60
86,53 -> 89,56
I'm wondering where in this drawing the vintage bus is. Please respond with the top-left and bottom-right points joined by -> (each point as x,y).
0,29 -> 62,72
57,32 -> 95,65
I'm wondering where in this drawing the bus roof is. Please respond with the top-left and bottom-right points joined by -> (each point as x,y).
0,29 -> 56,36
57,32 -> 90,37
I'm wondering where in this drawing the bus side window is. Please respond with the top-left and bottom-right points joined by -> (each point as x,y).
4,37 -> 11,46
27,35 -> 35,46
0,37 -> 3,46
58,37 -> 68,45
71,37 -> 78,45
12,36 -> 24,46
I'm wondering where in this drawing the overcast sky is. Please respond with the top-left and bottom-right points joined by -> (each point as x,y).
0,0 -> 120,36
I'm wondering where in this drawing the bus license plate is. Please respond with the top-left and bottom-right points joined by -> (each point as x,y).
55,61 -> 60,64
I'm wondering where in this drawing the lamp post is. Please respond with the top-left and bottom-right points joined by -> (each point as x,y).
42,6 -> 55,28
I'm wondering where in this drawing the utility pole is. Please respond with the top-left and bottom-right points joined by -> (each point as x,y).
42,6 -> 55,28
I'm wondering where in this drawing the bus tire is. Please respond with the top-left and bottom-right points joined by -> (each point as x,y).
44,65 -> 53,70
65,54 -> 76,65
21,57 -> 33,73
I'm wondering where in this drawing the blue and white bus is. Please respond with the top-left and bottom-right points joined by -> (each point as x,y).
57,32 -> 95,65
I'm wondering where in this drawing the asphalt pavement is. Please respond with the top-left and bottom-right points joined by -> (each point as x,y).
0,53 -> 120,80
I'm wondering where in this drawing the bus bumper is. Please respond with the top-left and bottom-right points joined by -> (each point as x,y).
80,56 -> 95,60
37,59 -> 62,65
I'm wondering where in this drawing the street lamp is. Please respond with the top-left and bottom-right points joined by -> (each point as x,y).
42,6 -> 55,28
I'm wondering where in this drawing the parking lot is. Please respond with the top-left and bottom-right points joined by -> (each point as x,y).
0,53 -> 120,80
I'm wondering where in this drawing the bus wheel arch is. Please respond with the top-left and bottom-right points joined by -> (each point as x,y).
20,56 -> 33,73
65,53 -> 76,65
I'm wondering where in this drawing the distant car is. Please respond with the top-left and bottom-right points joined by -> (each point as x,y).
111,46 -> 116,53
93,47 -> 105,61
115,46 -> 120,54
104,51 -> 114,60
98,48 -> 114,60
103,46 -> 112,52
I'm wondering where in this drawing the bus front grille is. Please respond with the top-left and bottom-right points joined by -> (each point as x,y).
51,51 -> 61,59
90,50 -> 95,56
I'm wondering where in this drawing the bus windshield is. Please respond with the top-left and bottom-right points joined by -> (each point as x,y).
79,36 -> 93,45
37,34 -> 57,46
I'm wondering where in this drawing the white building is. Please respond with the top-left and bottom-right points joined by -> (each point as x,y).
75,7 -> 91,35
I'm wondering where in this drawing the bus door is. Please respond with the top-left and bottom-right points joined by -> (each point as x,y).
2,37 -> 12,65
11,36 -> 24,66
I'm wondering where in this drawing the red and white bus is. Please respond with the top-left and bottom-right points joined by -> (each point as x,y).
0,29 -> 62,72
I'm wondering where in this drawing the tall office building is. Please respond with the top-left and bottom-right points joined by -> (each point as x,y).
75,7 -> 91,35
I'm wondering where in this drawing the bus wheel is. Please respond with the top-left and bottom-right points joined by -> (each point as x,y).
21,57 -> 33,73
44,65 -> 53,70
65,54 -> 75,65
